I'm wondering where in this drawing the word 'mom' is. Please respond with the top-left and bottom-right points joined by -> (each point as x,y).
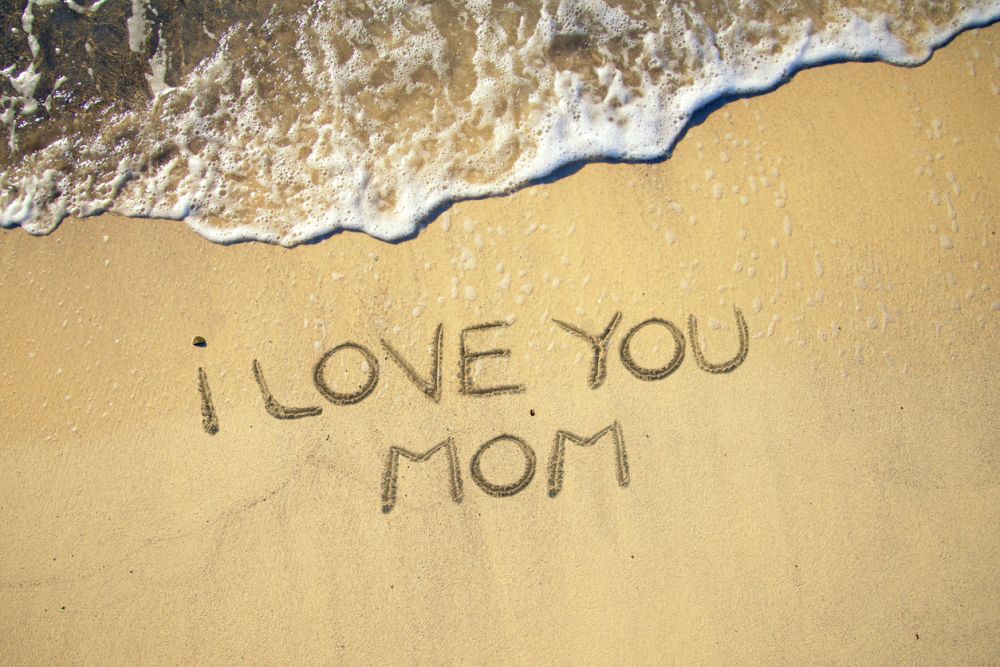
195,308 -> 749,510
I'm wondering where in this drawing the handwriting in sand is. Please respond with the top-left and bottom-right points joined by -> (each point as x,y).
196,307 -> 749,512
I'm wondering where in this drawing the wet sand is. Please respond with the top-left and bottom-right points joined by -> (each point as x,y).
0,24 -> 998,665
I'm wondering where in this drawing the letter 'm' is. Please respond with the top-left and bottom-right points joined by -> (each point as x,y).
619,318 -> 685,380
380,323 -> 443,402
552,312 -> 621,389
547,421 -> 628,497
459,321 -> 525,396
470,435 -> 536,497
313,342 -> 380,405
381,438 -> 463,513
253,359 -> 323,419
688,306 -> 749,373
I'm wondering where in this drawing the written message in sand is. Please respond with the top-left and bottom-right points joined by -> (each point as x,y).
196,308 -> 749,512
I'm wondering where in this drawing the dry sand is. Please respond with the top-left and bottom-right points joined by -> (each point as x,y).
1,23 -> 998,665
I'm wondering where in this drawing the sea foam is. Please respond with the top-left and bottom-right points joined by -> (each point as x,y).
2,0 -> 999,245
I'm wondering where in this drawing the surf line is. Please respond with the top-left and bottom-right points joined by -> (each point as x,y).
196,307 -> 748,509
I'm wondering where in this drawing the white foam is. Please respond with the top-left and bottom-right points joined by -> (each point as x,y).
2,1 -> 999,244
126,0 -> 151,53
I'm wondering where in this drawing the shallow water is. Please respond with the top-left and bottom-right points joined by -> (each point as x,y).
2,0 -> 999,245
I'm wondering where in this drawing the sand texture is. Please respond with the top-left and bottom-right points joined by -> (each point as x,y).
1,24 -> 999,665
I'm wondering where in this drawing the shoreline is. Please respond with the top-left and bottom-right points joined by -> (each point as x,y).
5,20 -> 1000,247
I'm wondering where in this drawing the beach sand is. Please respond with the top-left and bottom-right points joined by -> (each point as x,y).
1,23 -> 998,664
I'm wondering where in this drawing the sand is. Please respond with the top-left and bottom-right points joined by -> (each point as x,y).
1,23 -> 998,665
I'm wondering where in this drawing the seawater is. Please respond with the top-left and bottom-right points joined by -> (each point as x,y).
2,0 -> 998,245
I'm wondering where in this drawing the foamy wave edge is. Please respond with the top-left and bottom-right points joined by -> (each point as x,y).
4,5 -> 1000,246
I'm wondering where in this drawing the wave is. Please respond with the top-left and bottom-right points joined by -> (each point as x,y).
2,0 -> 999,245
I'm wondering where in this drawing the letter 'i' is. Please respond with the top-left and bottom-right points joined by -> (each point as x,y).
197,367 -> 219,435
